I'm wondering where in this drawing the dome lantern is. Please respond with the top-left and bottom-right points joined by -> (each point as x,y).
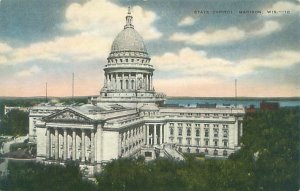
124,6 -> 134,29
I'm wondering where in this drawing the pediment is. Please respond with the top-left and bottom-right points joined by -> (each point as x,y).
44,108 -> 93,123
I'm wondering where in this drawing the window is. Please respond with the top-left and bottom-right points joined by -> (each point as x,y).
205,149 -> 208,154
195,124 -> 200,127
178,128 -> 182,136
178,147 -> 182,152
223,130 -> 228,138
205,129 -> 209,137
186,123 -> 191,127
196,129 -> 200,137
205,113 -> 209,117
223,150 -> 228,156
214,150 -> 218,156
187,147 -> 190,153
170,127 -> 174,136
205,140 -> 209,146
204,124 -> 209,128
223,141 -> 228,147
214,140 -> 218,147
126,59 -> 128,62
120,59 -> 123,62
178,123 -> 183,127
170,123 -> 174,127
196,148 -> 200,153
178,138 -> 182,144
214,129 -> 219,138
223,124 -> 228,128
187,128 -> 191,136
131,59 -> 134,62
187,139 -> 191,145
213,124 -> 219,128
196,139 -> 200,146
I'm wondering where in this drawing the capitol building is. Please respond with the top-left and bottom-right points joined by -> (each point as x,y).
30,10 -> 245,174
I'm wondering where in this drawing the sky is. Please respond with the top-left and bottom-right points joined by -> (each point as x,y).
0,0 -> 299,97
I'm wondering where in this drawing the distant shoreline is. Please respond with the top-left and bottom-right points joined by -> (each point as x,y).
0,96 -> 299,101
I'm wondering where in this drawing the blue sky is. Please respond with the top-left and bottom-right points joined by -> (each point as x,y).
0,0 -> 299,97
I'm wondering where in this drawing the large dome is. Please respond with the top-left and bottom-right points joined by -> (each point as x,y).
111,27 -> 147,53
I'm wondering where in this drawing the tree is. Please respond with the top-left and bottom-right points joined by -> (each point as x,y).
0,110 -> 29,136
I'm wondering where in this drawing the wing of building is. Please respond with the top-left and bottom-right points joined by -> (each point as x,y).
30,9 -> 245,174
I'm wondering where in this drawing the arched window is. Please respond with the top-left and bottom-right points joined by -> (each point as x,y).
187,128 -> 191,136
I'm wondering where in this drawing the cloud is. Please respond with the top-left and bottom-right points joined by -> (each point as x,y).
16,65 -> 41,77
0,34 -> 113,65
239,50 -> 300,69
152,47 -> 300,77
64,0 -> 162,40
152,47 -> 235,75
0,43 -> 12,53
0,1 -> 162,66
249,20 -> 281,36
178,16 -> 196,26
169,20 -> 281,46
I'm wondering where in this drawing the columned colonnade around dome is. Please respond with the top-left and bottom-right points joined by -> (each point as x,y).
104,72 -> 153,91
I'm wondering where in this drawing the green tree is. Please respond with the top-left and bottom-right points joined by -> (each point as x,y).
0,110 -> 29,136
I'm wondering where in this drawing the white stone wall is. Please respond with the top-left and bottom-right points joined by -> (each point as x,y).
102,131 -> 119,161
36,127 -> 47,158
95,124 -> 102,163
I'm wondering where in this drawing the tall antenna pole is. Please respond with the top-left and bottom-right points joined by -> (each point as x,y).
235,79 -> 237,107
46,82 -> 48,102
72,72 -> 74,103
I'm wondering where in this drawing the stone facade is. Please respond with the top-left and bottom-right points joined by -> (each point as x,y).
32,9 -> 245,174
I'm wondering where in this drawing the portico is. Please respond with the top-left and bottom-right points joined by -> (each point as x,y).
45,126 -> 95,163
145,123 -> 164,146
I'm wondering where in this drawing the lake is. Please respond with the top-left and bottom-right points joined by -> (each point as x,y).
166,98 -> 300,108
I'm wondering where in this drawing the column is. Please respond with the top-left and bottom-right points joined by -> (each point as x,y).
46,128 -> 51,158
81,130 -> 85,162
104,73 -> 107,87
91,130 -> 95,163
72,130 -> 76,160
129,73 -> 131,90
150,74 -> 152,90
240,122 -> 243,137
159,124 -> 163,145
122,73 -> 125,90
145,74 -> 148,90
63,129 -> 67,160
135,74 -> 138,90
144,125 -> 148,145
154,124 -> 157,145
55,128 -> 59,160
